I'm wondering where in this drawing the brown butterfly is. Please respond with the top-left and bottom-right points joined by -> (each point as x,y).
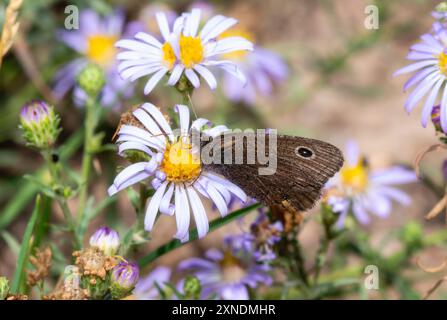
201,132 -> 344,212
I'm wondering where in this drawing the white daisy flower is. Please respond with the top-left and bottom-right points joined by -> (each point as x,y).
115,9 -> 253,95
169,8 -> 253,90
108,103 -> 247,241
115,12 -> 184,95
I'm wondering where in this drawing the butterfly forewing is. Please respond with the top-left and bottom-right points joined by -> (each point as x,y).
202,132 -> 344,211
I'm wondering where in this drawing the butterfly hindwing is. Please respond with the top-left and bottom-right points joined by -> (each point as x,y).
202,132 -> 344,211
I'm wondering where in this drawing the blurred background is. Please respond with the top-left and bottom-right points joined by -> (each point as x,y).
1,0 -> 447,299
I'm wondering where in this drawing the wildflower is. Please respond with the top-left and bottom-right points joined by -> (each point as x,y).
133,266 -> 171,300
178,235 -> 272,300
89,227 -> 120,256
433,2 -> 447,20
394,23 -> 447,132
325,141 -> 417,228
54,9 -> 135,108
19,100 -> 61,149
249,213 -> 283,262
116,8 -> 253,95
0,277 -> 9,300
108,103 -> 247,241
218,28 -> 288,105
110,261 -> 140,299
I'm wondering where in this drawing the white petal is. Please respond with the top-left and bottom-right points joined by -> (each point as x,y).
205,37 -> 253,58
200,16 -> 237,42
175,185 -> 191,240
141,103 -> 174,141
421,77 -> 444,127
174,104 -> 190,134
193,65 -> 217,89
156,12 -> 171,42
441,84 -> 447,132
115,39 -> 161,55
144,67 -> 168,95
112,162 -> 147,187
144,181 -> 169,231
190,118 -> 212,132
168,64 -> 184,86
185,8 -> 201,37
160,183 -> 175,216
118,141 -> 154,157
393,60 -> 437,76
135,32 -> 163,48
185,69 -> 200,88
186,187 -> 209,238
203,125 -> 229,137
205,181 -> 228,216
118,125 -> 165,150
205,60 -> 247,85
133,108 -> 165,137
204,173 -> 247,203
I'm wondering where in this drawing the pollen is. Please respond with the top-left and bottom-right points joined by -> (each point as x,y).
340,159 -> 369,192
179,35 -> 204,68
160,137 -> 201,183
439,52 -> 447,75
86,35 -> 117,66
162,42 -> 176,69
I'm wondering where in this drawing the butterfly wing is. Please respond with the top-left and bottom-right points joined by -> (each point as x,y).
202,133 -> 344,211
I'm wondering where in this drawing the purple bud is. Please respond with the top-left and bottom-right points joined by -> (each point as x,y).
431,105 -> 442,132
89,227 -> 120,256
111,261 -> 139,291
20,100 -> 49,124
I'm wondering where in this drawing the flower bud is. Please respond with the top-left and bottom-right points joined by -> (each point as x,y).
0,277 -> 9,300
89,227 -> 120,256
400,221 -> 423,248
77,64 -> 105,97
110,261 -> 139,299
431,105 -> 443,132
183,275 -> 201,299
19,100 -> 61,149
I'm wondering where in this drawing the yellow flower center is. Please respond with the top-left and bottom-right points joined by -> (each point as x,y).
439,52 -> 447,74
160,137 -> 201,183
162,42 -> 176,69
86,35 -> 117,66
340,159 -> 369,192
218,28 -> 254,60
220,250 -> 246,283
179,35 -> 204,68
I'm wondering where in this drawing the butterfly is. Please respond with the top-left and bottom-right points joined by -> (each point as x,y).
201,132 -> 344,212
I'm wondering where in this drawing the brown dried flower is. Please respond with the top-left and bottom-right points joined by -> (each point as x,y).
27,247 -> 52,287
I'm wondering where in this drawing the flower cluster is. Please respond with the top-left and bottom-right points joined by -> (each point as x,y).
178,234 -> 272,300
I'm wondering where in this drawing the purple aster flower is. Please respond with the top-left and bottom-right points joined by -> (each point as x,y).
133,266 -> 171,300
89,227 -> 120,256
394,23 -> 447,132
178,235 -> 272,300
54,9 -> 137,109
325,141 -> 418,228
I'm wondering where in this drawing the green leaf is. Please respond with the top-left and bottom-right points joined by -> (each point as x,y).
138,203 -> 261,268
11,195 -> 42,294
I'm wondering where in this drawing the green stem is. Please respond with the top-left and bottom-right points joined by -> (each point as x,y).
77,96 -> 97,223
138,202 -> 261,268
